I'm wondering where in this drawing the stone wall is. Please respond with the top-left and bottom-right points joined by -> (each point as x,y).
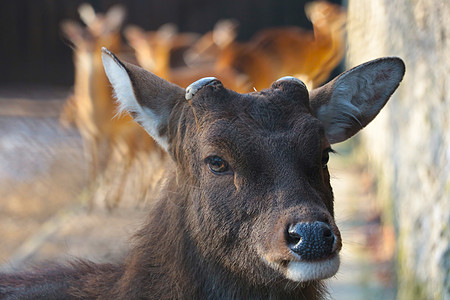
346,0 -> 450,299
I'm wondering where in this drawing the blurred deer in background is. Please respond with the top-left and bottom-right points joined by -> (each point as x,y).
183,19 -> 239,68
125,23 -> 251,92
125,1 -> 345,93
61,1 -> 346,209
124,23 -> 199,77
61,4 -> 163,209
183,1 -> 346,90
269,0 -> 346,87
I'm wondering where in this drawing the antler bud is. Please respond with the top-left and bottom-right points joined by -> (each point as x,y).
275,76 -> 307,89
185,77 -> 222,100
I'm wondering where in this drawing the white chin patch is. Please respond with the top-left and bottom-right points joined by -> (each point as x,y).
285,255 -> 340,282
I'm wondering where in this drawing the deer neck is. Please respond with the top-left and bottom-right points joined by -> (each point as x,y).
111,174 -> 325,300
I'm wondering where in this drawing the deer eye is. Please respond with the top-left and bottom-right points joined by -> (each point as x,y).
322,147 -> 334,169
205,156 -> 232,175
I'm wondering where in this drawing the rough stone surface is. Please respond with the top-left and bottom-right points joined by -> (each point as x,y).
346,1 -> 450,299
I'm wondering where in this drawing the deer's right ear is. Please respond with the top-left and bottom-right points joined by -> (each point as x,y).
101,47 -> 184,151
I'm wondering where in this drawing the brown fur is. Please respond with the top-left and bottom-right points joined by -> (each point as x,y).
0,51 -> 405,299
0,82 -> 329,300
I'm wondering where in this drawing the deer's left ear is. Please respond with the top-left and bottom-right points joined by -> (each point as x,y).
310,57 -> 405,144
101,47 -> 184,151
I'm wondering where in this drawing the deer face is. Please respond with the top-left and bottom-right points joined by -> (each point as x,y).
175,78 -> 341,283
102,48 -> 404,284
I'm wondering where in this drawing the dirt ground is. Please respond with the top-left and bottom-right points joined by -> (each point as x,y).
0,87 -> 396,299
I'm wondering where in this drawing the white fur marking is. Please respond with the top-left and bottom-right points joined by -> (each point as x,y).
101,47 -> 169,150
137,108 -> 169,150
185,77 -> 218,100
286,255 -> 340,282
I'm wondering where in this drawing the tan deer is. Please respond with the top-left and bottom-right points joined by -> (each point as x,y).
124,23 -> 251,92
183,19 -> 239,68
183,1 -> 346,90
61,4 -> 162,208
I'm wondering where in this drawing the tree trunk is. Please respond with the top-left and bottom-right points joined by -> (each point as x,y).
346,0 -> 450,299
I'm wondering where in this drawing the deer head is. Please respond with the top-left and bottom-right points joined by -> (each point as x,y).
102,47 -> 404,284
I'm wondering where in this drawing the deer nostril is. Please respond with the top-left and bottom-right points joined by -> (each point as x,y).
323,227 -> 332,238
286,221 -> 336,261
286,225 -> 303,245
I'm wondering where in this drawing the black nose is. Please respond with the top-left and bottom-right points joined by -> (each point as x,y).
286,221 -> 336,261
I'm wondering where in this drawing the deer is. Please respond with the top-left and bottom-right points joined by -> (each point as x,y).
60,3 -> 127,180
184,1 -> 346,90
125,23 -> 250,92
183,19 -> 239,69
61,4 -> 163,208
249,0 -> 347,89
182,19 -> 277,92
124,23 -> 200,78
0,48 -> 405,299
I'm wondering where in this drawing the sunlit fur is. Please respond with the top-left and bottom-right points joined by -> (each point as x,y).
101,47 -> 170,150
0,51 -> 404,299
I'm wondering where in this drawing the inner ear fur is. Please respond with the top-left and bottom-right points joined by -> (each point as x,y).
101,47 -> 184,151
309,57 -> 405,144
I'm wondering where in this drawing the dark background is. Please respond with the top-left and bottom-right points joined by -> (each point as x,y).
0,0 -> 341,87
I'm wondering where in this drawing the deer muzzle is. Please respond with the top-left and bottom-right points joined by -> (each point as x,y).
286,221 -> 337,261
260,213 -> 341,283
